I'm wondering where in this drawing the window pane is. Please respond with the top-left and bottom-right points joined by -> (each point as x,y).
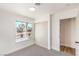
16,21 -> 33,42
16,21 -> 26,33
27,23 -> 32,32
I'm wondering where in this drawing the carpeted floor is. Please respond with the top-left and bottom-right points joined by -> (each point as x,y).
5,44 -> 72,56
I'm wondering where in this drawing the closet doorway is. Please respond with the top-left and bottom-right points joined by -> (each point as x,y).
60,18 -> 76,55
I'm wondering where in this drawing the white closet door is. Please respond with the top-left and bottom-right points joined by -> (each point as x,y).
35,22 -> 48,48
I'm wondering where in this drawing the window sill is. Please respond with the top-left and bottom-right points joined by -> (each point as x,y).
16,38 -> 29,43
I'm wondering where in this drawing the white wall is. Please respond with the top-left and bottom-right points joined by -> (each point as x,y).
0,9 -> 35,55
52,14 -> 60,51
48,15 -> 52,50
75,11 -> 79,56
35,15 -> 49,23
35,21 -> 48,49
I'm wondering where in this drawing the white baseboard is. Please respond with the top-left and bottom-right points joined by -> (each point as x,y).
5,42 -> 35,55
35,42 -> 48,49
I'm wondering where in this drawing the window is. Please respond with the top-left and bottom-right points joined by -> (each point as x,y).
16,20 -> 32,42
27,23 -> 32,32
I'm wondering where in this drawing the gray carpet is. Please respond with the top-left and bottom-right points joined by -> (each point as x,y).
5,44 -> 72,56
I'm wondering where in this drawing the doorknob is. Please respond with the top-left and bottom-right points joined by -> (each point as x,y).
75,41 -> 79,44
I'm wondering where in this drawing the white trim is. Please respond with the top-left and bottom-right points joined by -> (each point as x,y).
5,42 -> 35,55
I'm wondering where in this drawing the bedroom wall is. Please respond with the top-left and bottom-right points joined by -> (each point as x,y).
0,9 -> 35,55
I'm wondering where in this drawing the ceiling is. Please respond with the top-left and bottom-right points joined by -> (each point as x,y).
0,3 -> 79,20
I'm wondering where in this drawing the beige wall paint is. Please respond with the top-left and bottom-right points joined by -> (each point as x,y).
35,21 -> 48,49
